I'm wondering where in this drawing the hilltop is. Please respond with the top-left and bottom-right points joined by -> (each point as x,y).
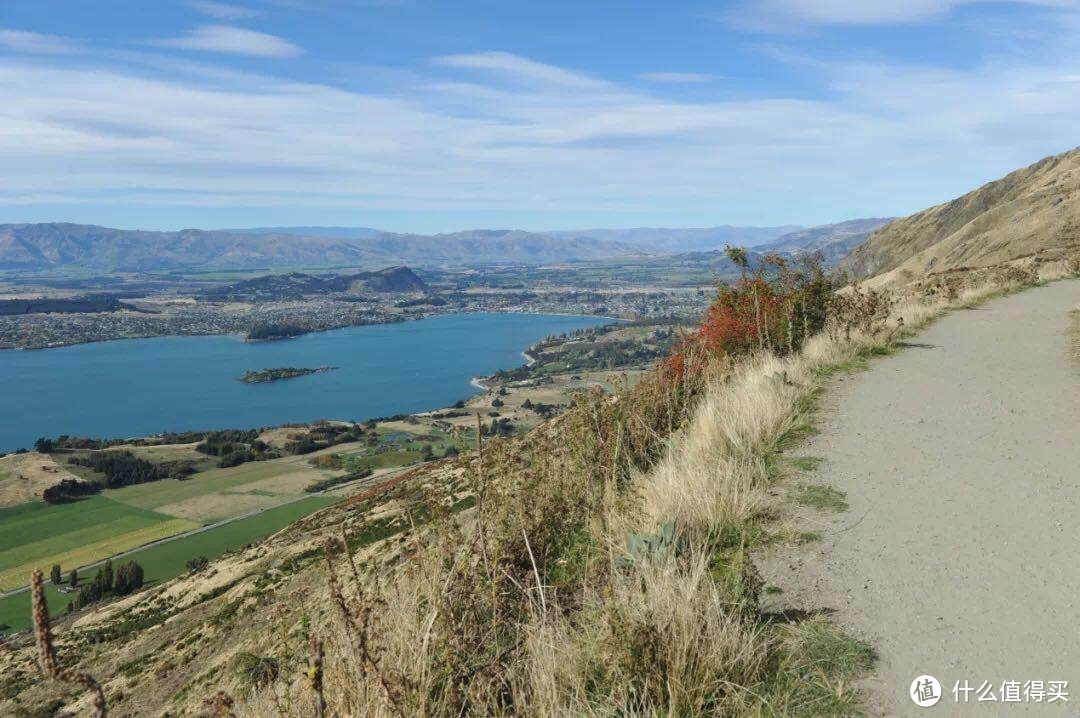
200,267 -> 428,302
841,146 -> 1080,282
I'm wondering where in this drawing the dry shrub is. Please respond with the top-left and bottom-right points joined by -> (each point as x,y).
827,284 -> 894,341
1067,254 -> 1080,277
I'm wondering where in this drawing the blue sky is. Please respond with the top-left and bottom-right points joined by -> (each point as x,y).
1,0 -> 1079,232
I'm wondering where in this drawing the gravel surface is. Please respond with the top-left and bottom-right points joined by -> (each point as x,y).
760,280 -> 1080,715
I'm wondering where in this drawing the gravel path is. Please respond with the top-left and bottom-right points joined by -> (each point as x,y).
760,280 -> 1080,715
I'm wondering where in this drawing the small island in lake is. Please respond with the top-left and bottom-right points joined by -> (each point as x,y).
239,366 -> 337,383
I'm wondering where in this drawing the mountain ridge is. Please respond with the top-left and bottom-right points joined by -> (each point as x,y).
0,221 -> 886,272
840,146 -> 1080,281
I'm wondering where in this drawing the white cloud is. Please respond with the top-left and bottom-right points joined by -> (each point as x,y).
1,41 -> 1078,226
187,1 -> 260,20
738,0 -> 1078,26
433,51 -> 609,90
637,72 -> 723,84
0,29 -> 79,55
155,25 -> 301,58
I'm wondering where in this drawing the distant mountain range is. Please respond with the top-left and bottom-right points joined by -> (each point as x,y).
0,220 -> 887,271
221,226 -> 383,240
754,218 -> 893,264
543,225 -> 801,252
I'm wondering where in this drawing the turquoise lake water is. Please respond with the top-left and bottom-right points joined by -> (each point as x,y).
0,313 -> 610,452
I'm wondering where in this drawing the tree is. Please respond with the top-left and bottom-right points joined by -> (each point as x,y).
97,560 -> 114,594
50,564 -> 62,586
420,444 -> 434,460
114,561 -> 145,596
69,567 -> 78,588
34,437 -> 54,453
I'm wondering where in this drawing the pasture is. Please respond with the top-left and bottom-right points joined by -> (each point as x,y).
0,494 -> 338,635
0,496 -> 198,591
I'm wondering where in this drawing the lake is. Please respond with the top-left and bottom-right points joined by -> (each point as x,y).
0,313 -> 610,452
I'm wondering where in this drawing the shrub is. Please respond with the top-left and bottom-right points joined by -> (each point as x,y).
186,556 -> 210,573
231,652 -> 280,688
688,250 -> 835,367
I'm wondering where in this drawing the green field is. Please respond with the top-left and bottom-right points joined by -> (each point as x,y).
104,460 -> 296,510
0,497 -> 202,591
0,495 -> 337,636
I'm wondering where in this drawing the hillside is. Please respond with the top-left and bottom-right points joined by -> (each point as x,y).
841,146 -> 1080,281
200,267 -> 428,301
222,226 -> 383,240
755,218 -> 892,264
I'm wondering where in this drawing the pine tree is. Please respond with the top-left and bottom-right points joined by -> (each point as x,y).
100,559 -> 114,593
50,564 -> 62,586
69,567 -> 78,588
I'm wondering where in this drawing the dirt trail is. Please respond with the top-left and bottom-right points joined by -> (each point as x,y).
761,280 -> 1080,715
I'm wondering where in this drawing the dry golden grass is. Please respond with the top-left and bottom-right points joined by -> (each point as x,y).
842,145 -> 1080,281
0,452 -> 81,508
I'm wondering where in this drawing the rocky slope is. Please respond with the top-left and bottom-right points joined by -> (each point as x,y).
841,146 -> 1080,282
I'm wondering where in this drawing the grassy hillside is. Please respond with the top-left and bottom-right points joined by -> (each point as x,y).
842,146 -> 1080,282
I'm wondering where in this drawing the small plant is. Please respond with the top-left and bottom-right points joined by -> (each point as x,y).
797,485 -> 849,512
30,569 -> 107,717
231,652 -> 280,688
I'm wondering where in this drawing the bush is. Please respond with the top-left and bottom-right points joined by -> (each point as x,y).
694,250 -> 834,362
232,652 -> 280,688
186,556 -> 209,573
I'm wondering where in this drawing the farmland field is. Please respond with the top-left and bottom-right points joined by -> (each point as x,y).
103,459 -> 302,510
0,495 -> 338,635
0,496 -> 199,591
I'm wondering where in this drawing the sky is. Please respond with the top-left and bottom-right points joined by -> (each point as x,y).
1,1 -> 1079,233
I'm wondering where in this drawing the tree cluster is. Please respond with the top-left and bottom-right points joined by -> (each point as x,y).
74,559 -> 145,608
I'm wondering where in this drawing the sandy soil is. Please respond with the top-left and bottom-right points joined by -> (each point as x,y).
760,280 -> 1080,715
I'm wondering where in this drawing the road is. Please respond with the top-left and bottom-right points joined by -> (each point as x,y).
761,280 -> 1080,715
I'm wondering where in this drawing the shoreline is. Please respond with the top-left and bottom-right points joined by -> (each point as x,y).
0,309 -> 625,352
0,312 -> 613,453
